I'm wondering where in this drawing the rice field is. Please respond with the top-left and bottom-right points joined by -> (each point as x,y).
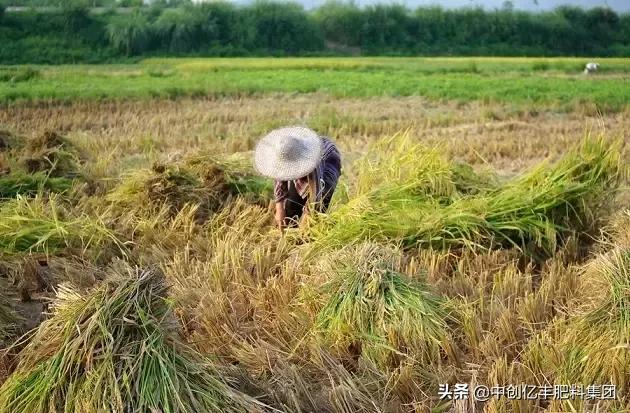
2,57 -> 630,112
0,57 -> 628,412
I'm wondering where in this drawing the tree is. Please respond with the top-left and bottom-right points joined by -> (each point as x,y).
501,1 -> 514,12
153,8 -> 201,52
313,0 -> 363,46
106,11 -> 151,55
195,2 -> 248,49
59,0 -> 90,32
586,7 -> 620,47
246,1 -> 324,53
360,4 -> 412,53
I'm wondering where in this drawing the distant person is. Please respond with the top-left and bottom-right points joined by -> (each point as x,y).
254,126 -> 341,230
584,62 -> 599,75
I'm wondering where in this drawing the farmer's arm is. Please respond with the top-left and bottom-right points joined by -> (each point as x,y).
275,201 -> 286,229
274,181 -> 288,229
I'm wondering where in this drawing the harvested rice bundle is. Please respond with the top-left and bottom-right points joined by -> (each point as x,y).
20,131 -> 80,178
0,194 -> 120,255
450,162 -> 499,196
352,133 -> 456,199
109,154 -> 271,222
311,137 -> 621,255
478,137 -> 622,251
0,130 -> 78,199
0,171 -> 73,198
107,164 -> 220,221
523,245 -> 630,407
186,152 -> 273,202
0,265 -> 262,413
314,243 -> 453,368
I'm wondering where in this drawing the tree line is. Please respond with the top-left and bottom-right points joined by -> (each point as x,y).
1,0 -> 629,64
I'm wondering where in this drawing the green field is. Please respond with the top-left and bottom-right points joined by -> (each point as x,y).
2,57 -> 630,111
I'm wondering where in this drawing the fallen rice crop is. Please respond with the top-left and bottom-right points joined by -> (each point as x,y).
20,131 -> 81,178
0,130 -> 82,199
185,152 -> 273,202
0,195 -> 120,255
0,265 -> 263,413
108,153 -> 271,223
0,172 -> 73,198
315,243 -> 454,368
311,135 -> 622,256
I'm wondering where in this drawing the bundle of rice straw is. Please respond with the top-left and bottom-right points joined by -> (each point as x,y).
20,131 -> 81,178
108,153 -> 271,222
0,265 -> 264,413
315,243 -> 453,367
523,215 -> 630,405
0,194 -> 119,255
311,136 -> 621,255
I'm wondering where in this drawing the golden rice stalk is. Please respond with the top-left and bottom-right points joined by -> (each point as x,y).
523,244 -> 630,408
314,243 -> 454,368
0,265 -> 265,413
310,136 -> 621,256
0,194 -> 122,256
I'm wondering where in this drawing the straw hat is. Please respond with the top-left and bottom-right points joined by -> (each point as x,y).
254,126 -> 323,181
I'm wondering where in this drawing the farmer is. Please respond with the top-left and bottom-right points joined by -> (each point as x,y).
254,126 -> 341,229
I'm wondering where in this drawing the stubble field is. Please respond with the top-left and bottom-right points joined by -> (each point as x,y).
0,58 -> 628,413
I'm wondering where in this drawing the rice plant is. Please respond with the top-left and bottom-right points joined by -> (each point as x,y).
0,195 -> 120,255
0,172 -> 73,198
522,244 -> 630,408
582,248 -> 630,334
311,136 -> 621,255
314,243 -> 452,368
0,265 -> 263,413
108,153 -> 271,223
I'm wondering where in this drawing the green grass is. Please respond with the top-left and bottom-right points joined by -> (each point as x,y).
1,57 -> 629,111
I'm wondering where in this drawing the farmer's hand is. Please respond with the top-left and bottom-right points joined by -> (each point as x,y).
275,201 -> 286,231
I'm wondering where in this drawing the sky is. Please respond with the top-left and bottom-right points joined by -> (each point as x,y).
296,0 -> 630,12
